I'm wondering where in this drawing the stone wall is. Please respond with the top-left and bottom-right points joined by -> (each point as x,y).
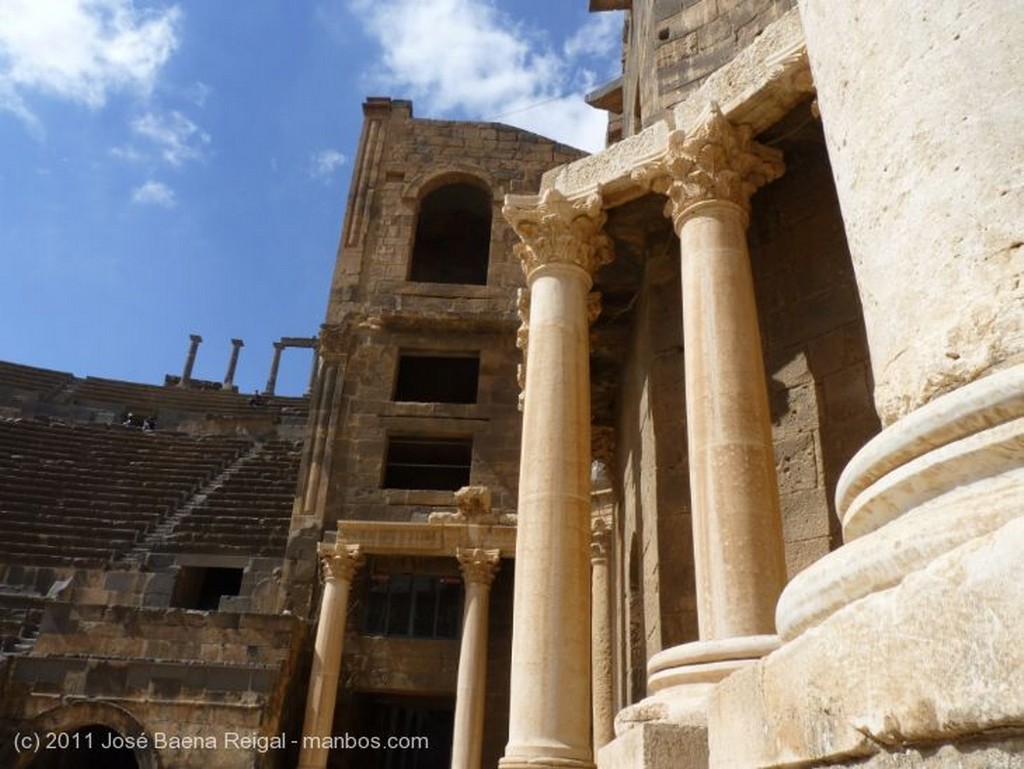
317,98 -> 585,529
619,0 -> 796,137
749,106 -> 880,575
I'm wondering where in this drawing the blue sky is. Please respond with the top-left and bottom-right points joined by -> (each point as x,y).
0,0 -> 622,395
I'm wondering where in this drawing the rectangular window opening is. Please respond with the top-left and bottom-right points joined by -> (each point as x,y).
394,355 -> 480,404
383,436 -> 472,491
171,566 -> 243,610
363,571 -> 464,640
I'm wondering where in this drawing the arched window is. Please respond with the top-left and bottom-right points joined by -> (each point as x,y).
409,182 -> 491,285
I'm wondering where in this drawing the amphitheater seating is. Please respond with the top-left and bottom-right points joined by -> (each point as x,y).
70,376 -> 308,419
150,439 -> 302,558
0,419 -> 251,567
0,362 -> 74,400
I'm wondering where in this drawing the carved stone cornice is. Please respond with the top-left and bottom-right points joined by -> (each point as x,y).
456,547 -> 501,586
318,541 -> 364,583
503,189 -> 614,280
632,103 -> 784,230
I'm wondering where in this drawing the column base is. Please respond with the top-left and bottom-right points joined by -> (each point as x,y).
647,634 -> 779,693
499,757 -> 594,769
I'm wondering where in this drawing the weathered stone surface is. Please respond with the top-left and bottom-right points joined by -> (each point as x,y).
710,516 -> 1024,767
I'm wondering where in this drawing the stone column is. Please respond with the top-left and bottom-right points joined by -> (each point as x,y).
634,105 -> 787,703
223,338 -> 244,389
590,518 -> 615,753
298,541 -> 363,769
798,1 -> 1024,428
452,548 -> 501,769
306,341 -> 320,395
179,333 -> 202,387
500,189 -> 612,769
265,341 -> 285,396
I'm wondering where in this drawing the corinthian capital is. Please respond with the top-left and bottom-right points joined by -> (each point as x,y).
503,189 -> 613,280
318,541 -> 364,582
633,103 -> 784,228
456,547 -> 501,586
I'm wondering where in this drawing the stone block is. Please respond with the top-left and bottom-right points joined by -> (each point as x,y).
598,721 -> 709,769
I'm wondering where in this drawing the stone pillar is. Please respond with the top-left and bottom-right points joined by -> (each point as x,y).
298,541 -> 363,769
500,189 -> 612,769
633,104 -> 787,708
452,548 -> 501,769
703,10 -> 1024,765
798,1 -> 1024,428
591,518 -> 615,753
306,341 -> 320,395
265,341 -> 285,396
179,333 -> 202,387
223,338 -> 244,389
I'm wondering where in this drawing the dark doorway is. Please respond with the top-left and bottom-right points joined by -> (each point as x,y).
26,726 -> 140,769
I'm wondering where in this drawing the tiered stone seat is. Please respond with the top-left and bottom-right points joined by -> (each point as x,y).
0,419 -> 250,566
0,590 -> 46,654
152,439 -> 302,557
0,361 -> 74,400
69,376 -> 308,420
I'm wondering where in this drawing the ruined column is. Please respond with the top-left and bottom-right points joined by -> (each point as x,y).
634,105 -> 787,703
298,541 -> 363,769
590,518 -> 615,753
223,338 -> 244,389
179,333 -> 202,387
452,548 -> 501,769
500,189 -> 612,769
265,341 -> 285,396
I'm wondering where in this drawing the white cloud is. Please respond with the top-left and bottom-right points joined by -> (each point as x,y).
131,110 -> 209,165
0,0 -> 181,128
131,179 -> 176,207
347,0 -> 622,152
309,149 -> 348,183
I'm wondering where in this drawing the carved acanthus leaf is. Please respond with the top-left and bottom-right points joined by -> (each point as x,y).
632,103 -> 784,227
504,189 -> 614,279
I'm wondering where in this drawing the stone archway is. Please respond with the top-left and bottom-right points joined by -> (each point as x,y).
14,702 -> 159,769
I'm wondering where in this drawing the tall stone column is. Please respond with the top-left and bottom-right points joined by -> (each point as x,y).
265,341 -> 285,396
452,548 -> 501,769
590,518 -> 615,753
634,104 -> 787,706
298,541 -> 363,769
223,338 -> 244,389
702,9 -> 1024,765
798,2 -> 1024,428
179,333 -> 202,387
500,189 -> 612,769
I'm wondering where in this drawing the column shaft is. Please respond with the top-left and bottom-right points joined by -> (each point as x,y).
298,543 -> 363,769
180,334 -> 202,387
452,548 -> 500,769
266,342 -> 284,396
223,338 -> 243,388
590,523 -> 615,752
678,201 -> 787,640
500,190 -> 611,769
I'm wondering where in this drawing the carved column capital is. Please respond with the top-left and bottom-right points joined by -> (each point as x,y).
317,541 -> 364,583
503,188 -> 613,281
591,518 -> 611,562
317,324 -> 350,363
456,548 -> 501,587
633,103 -> 784,230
